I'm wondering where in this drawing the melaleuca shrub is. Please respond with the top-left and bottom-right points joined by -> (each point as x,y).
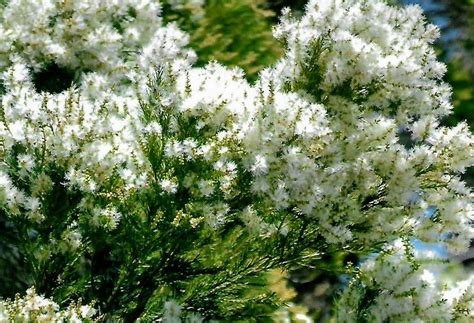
0,0 -> 473,322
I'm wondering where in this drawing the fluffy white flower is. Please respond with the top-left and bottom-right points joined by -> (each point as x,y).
161,179 -> 178,194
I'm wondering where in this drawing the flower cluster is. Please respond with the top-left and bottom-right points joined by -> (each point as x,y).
0,287 -> 96,322
0,0 -> 194,76
0,0 -> 195,231
268,0 -> 473,253
337,240 -> 474,321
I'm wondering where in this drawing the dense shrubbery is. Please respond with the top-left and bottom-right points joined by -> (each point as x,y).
0,0 -> 473,321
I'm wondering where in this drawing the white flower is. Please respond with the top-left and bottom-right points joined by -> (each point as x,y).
251,154 -> 268,175
163,300 -> 182,321
25,197 -> 40,211
198,179 -> 214,196
160,179 -> 178,194
18,154 -> 35,173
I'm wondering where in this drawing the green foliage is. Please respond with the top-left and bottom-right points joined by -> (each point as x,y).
444,59 -> 474,130
162,0 -> 283,82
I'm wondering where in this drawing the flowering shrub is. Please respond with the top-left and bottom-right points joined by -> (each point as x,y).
0,0 -> 473,321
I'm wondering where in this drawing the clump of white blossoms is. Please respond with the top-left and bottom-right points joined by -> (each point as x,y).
0,287 -> 96,322
0,0 -> 193,223
0,0 -> 472,321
